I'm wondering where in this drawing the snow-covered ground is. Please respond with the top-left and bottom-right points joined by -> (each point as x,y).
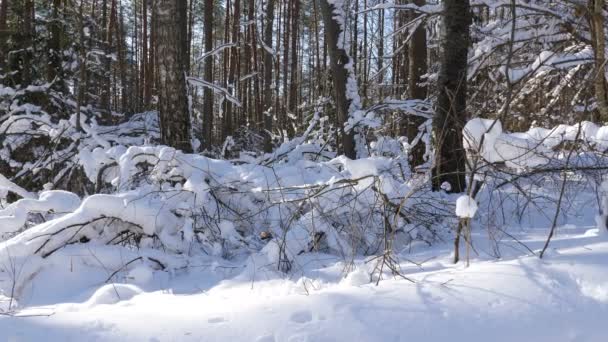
1,220 -> 607,341
2,116 -> 608,341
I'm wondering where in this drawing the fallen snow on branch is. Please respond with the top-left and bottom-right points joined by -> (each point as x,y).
463,118 -> 608,169
455,195 -> 478,219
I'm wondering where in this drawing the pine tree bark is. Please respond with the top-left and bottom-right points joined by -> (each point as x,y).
0,0 -> 8,70
202,0 -> 214,149
406,0 -> 428,167
21,0 -> 34,87
319,0 -> 357,159
432,0 -> 470,193
157,0 -> 192,152
140,0 -> 148,109
117,3 -> 129,114
377,2 -> 385,95
282,0 -> 291,134
591,0 -> 608,121
222,0 -> 240,143
47,0 -> 63,85
288,0 -> 299,131
146,2 -> 156,106
263,0 -> 275,152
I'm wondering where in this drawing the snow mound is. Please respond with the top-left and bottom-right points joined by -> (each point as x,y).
341,267 -> 370,286
463,118 -> 503,158
455,195 -> 478,219
0,190 -> 81,233
85,284 -> 143,307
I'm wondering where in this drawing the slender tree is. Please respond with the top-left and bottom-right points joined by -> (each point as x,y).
202,0 -> 215,149
263,0 -> 276,152
0,0 -> 8,70
288,0 -> 299,131
47,0 -> 63,85
406,0 -> 428,167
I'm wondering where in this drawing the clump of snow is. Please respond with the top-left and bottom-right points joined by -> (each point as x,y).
85,284 -> 143,307
0,190 -> 81,233
218,221 -> 240,244
455,195 -> 478,219
463,118 -> 503,158
341,267 -> 370,286
0,294 -> 17,312
577,280 -> 608,303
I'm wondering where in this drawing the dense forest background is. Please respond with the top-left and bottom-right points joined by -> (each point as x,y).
2,0 -> 605,165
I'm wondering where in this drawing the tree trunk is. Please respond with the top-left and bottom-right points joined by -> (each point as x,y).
222,0 -> 240,143
263,0 -> 275,152
76,0 -> 87,131
202,0 -> 214,150
592,0 -> 608,121
377,2 -> 384,95
282,0 -> 291,134
288,0 -> 299,131
319,0 -> 357,159
140,0 -> 148,109
432,0 -> 470,193
47,0 -> 63,85
0,0 -> 8,70
21,0 -> 34,87
362,0 -> 368,99
117,3 -> 129,114
157,0 -> 192,152
406,0 -> 428,167
146,1 -> 156,106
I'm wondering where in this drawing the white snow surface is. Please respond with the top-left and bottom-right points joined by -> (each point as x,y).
1,225 -> 607,341
455,195 -> 478,219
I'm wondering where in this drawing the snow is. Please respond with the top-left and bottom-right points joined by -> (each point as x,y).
83,284 -> 144,307
0,190 -> 81,233
2,111 -> 608,340
455,195 -> 478,219
463,118 -> 608,168
1,223 -> 608,341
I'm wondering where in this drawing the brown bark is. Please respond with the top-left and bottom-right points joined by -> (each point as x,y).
263,0 -> 276,152
222,0 -> 241,143
362,0 -> 368,99
21,0 -> 34,87
76,0 -> 87,131
377,2 -> 385,94
282,0 -> 291,133
319,0 -> 356,159
48,0 -> 63,84
288,0 -> 299,130
432,0 -> 470,193
157,0 -> 192,152
202,0 -> 214,149
140,0 -> 148,109
406,0 -> 428,167
0,0 -> 8,70
146,1 -> 155,106
591,0 -> 608,121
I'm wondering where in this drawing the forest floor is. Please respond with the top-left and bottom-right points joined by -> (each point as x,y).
1,213 -> 607,341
